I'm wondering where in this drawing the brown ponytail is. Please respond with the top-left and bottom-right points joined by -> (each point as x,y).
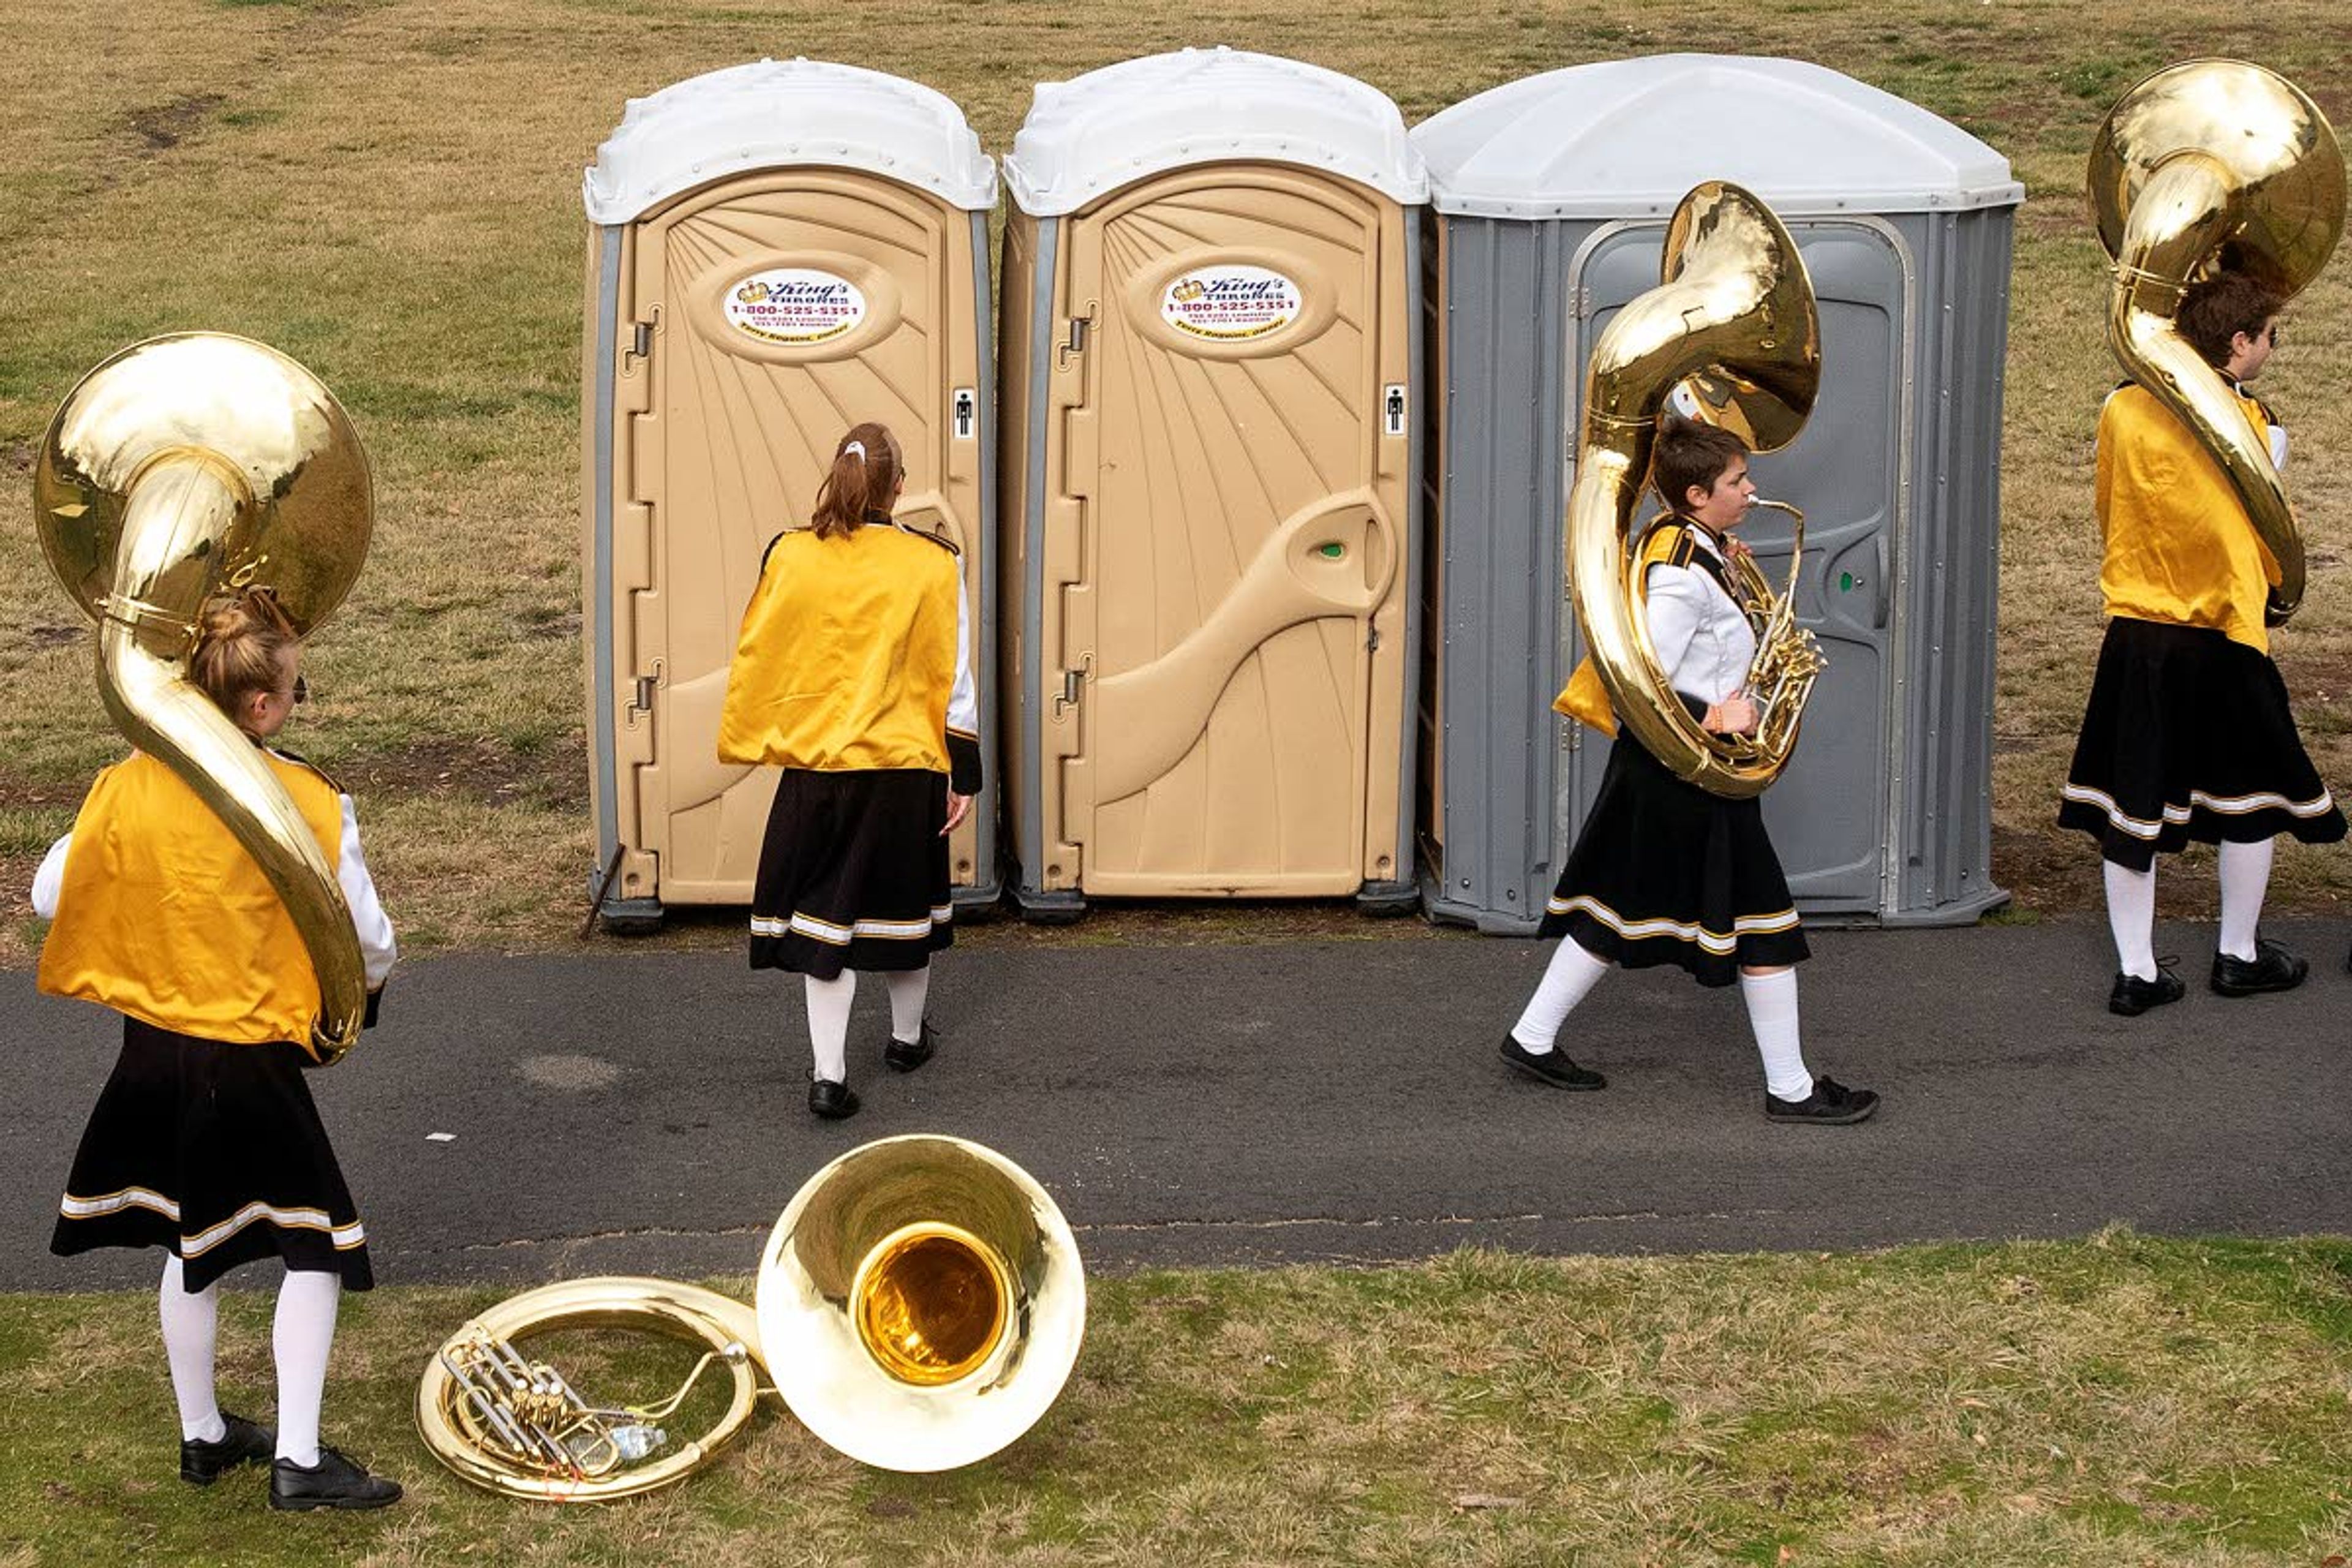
189,586 -> 300,731
810,421 -> 904,540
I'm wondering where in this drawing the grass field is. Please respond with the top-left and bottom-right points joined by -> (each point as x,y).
6,16 -> 2352,1566
2,1235 -> 2350,1566
2,0 -> 2351,960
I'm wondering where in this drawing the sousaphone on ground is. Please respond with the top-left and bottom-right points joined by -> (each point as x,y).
416,1134 -> 1085,1498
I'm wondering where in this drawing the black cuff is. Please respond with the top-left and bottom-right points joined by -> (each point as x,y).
1675,691 -> 1710,723
947,733 -> 982,797
363,987 -> 384,1030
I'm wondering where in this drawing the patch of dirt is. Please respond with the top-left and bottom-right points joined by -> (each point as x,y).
5,440 -> 32,475
332,734 -> 588,812
2273,647 -> 2352,707
126,94 -> 224,153
957,897 -> 1458,951
0,774 -> 81,809
522,608 -> 580,642
2021,202 -> 2090,240
1992,823 -> 2104,916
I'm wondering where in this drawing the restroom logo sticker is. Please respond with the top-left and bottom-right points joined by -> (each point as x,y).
725,268 -> 867,345
1161,265 -> 1303,342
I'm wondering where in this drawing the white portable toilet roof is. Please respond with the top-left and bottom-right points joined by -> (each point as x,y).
583,58 -> 998,224
1005,46 -> 1428,217
1412,55 -> 2024,219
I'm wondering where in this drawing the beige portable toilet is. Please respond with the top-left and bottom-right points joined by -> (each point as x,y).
581,60 -> 999,932
999,47 -> 1429,920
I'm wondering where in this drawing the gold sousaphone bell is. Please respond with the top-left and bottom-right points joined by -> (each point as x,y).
416,1135 -> 1087,1497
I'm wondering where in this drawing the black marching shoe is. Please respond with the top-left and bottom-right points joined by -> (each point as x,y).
1498,1035 -> 1606,1091
180,1412 -> 274,1486
2108,963 -> 2185,1017
808,1077 -> 860,1120
2211,938 -> 2309,998
268,1446 -> 402,1512
884,1021 -> 938,1073
1766,1076 -> 1879,1126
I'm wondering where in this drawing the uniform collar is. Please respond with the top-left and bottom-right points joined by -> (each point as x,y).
1675,514 -> 1730,561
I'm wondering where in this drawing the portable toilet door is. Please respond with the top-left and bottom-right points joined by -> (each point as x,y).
581,60 -> 999,929
1000,48 -> 1429,915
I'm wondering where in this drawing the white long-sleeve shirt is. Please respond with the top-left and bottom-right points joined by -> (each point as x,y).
32,792 -> 399,989
1644,528 -> 1757,708
946,570 -> 978,743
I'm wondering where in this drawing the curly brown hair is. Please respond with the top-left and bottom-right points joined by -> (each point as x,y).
2176,270 -> 2282,371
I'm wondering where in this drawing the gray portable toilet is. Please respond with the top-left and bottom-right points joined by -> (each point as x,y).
580,60 -> 1000,930
998,47 -> 1429,918
1413,55 -> 2023,933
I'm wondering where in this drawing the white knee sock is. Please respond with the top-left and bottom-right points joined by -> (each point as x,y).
2217,838 -> 2273,962
883,967 -> 930,1044
159,1254 -> 224,1443
273,1269 -> 340,1466
1741,969 -> 1814,1102
804,971 -> 856,1084
2103,858 -> 2158,981
1510,938 -> 1610,1050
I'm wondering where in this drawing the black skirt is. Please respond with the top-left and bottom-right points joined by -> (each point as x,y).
51,1017 -> 372,1293
1538,733 -> 1809,987
750,767 -> 952,979
2058,617 -> 2345,872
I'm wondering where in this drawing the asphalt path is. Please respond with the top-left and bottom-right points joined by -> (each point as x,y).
5,916 -> 2347,1291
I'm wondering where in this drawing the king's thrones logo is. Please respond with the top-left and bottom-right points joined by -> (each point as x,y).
725,268 -> 867,345
1160,264 -> 1303,342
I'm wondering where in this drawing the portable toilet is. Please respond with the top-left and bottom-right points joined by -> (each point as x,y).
1413,55 -> 2024,934
581,60 -> 1000,930
998,47 -> 1430,919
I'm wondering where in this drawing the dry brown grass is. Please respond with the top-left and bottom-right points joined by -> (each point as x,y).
2,1237 -> 2349,1564
5,0 -> 2352,962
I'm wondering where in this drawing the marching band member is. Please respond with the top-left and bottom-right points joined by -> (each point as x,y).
1502,417 -> 1879,1125
2057,270 -> 2345,1014
719,421 -> 980,1120
34,587 -> 401,1509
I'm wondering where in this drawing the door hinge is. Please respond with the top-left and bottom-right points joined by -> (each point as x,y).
624,305 -> 662,371
1052,655 -> 1092,717
1055,300 -> 1098,371
626,659 -> 663,724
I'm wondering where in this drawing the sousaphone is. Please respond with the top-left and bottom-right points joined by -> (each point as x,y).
2088,59 -> 2344,625
1564,180 -> 1824,799
416,1135 -> 1086,1498
34,334 -> 374,1063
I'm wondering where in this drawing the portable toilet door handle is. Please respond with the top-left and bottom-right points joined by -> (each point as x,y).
1085,492 -> 1391,804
